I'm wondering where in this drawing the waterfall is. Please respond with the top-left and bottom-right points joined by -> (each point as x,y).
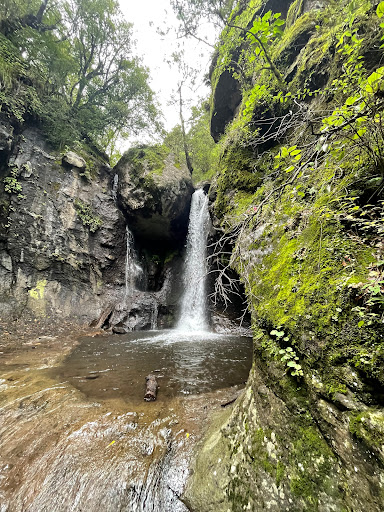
112,173 -> 118,201
177,189 -> 210,332
125,226 -> 143,297
151,301 -> 158,330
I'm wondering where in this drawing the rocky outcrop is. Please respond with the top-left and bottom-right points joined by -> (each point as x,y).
186,363 -> 384,511
95,257 -> 186,332
116,145 -> 194,247
62,151 -> 87,169
0,118 -> 13,163
0,126 -> 128,325
211,70 -> 242,142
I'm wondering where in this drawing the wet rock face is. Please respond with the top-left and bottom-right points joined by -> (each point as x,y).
116,146 -> 194,247
0,118 -> 13,162
185,364 -> 384,512
0,126 -> 127,324
97,258 -> 185,333
210,70 -> 242,142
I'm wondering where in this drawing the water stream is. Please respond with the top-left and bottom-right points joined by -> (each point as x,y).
177,189 -> 210,331
0,332 -> 252,511
125,225 -> 143,297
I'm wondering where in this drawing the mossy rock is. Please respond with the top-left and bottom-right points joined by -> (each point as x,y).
115,144 -> 194,246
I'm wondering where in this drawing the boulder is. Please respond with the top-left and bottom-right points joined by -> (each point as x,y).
116,145 -> 194,246
62,151 -> 87,169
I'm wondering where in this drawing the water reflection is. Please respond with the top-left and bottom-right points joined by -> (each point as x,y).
56,331 -> 252,403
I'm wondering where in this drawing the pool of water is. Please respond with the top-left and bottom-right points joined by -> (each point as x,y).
0,330 -> 252,511
55,330 -> 253,404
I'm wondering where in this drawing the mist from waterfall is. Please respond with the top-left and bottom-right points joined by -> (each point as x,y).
177,189 -> 210,332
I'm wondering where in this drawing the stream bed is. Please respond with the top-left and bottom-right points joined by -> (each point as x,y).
0,330 -> 252,511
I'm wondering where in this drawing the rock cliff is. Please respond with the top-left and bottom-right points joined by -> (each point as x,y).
186,0 -> 384,510
0,124 -> 193,332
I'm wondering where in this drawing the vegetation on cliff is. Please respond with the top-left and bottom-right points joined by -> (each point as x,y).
186,0 -> 384,509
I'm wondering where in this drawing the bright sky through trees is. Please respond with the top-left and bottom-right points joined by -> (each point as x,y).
118,0 -> 215,135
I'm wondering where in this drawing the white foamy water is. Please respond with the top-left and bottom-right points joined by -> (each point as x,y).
177,189 -> 210,332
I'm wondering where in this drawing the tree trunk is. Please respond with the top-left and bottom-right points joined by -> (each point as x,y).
144,374 -> 158,401
178,85 -> 194,175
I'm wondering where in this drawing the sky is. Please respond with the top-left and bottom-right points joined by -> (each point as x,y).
118,0 -> 216,139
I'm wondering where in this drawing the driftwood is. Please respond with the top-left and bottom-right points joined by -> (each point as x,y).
221,397 -> 237,408
144,374 -> 158,401
91,303 -> 116,329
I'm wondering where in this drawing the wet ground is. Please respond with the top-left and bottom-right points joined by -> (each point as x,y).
0,329 -> 252,511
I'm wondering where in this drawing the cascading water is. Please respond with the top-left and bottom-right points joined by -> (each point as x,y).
177,189 -> 210,331
111,173 -> 119,201
125,225 -> 143,297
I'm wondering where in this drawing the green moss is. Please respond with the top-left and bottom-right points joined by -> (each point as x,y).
228,382 -> 340,509
29,279 -> 48,301
288,423 -> 336,502
275,461 -> 285,487
120,144 -> 170,178
349,410 -> 384,452
164,250 -> 178,265
28,279 -> 48,316
273,11 -> 317,66
286,0 -> 304,28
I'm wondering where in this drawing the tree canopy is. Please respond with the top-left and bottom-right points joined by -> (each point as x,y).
170,0 -> 237,45
0,0 -> 159,153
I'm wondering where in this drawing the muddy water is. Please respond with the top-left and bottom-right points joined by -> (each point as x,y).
0,331 -> 252,511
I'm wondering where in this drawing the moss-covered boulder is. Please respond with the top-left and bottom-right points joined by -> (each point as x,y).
116,145 -> 194,246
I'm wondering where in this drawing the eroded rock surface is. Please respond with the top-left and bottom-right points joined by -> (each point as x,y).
0,126 -> 126,325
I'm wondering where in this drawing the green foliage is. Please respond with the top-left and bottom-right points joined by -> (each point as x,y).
163,101 -> 218,183
275,145 -> 302,174
3,165 -> 24,198
264,329 -> 304,377
163,125 -> 186,166
187,103 -> 218,182
74,199 -> 102,232
170,0 -> 236,40
246,11 -> 285,73
0,0 -> 159,151
378,2 -> 384,19
122,144 -> 170,177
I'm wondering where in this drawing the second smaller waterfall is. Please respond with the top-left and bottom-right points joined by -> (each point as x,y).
125,226 -> 143,297
177,189 -> 210,332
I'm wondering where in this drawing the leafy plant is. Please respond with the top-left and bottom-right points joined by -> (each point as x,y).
228,10 -> 286,88
269,329 -> 303,377
275,145 -> 302,174
3,166 -> 24,198
74,199 -> 102,232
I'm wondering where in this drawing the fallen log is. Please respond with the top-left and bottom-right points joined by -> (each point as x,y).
220,397 -> 237,408
144,374 -> 158,401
